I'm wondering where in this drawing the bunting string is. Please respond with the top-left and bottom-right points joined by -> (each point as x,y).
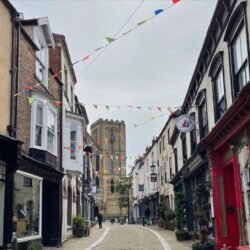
14,0 -> 181,97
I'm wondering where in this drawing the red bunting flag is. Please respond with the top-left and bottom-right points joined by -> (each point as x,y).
172,0 -> 181,4
55,101 -> 62,107
82,55 -> 90,62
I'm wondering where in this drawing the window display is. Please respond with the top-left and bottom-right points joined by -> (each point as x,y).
13,172 -> 42,239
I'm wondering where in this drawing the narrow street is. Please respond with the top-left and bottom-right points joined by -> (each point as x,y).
58,222 -> 193,250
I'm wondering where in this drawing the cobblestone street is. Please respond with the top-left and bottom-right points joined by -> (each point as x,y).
53,222 -> 193,250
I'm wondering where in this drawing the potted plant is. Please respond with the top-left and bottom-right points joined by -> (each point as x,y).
157,202 -> 166,228
73,216 -> 84,237
192,183 -> 213,250
175,192 -> 189,241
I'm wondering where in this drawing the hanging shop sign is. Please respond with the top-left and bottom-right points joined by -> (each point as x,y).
176,114 -> 195,133
138,184 -> 144,192
150,173 -> 157,182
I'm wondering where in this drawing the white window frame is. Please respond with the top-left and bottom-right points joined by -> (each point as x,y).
34,27 -> 48,87
15,171 -> 43,243
30,94 -> 57,155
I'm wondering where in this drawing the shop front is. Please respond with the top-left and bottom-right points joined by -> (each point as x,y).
203,84 -> 250,250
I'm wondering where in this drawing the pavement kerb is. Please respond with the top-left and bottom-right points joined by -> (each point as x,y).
138,225 -> 172,250
85,225 -> 110,250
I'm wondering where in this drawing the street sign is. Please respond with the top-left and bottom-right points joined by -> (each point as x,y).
176,114 -> 195,133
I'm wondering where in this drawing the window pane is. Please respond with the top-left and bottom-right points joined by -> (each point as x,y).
35,126 -> 42,146
47,109 -> 55,133
240,27 -> 248,62
70,131 -> 77,160
47,131 -> 54,152
215,70 -> 224,101
36,105 -> 43,126
13,173 -> 41,239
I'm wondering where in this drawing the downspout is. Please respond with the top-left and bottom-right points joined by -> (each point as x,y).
9,16 -> 19,138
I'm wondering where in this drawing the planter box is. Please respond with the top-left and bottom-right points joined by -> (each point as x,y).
175,231 -> 189,241
73,228 -> 84,238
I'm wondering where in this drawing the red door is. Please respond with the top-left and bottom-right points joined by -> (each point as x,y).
223,163 -> 239,249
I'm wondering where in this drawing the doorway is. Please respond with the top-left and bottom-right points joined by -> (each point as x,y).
0,181 -> 4,246
221,163 -> 240,248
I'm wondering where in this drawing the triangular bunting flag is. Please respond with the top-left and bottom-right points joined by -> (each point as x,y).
106,37 -> 116,43
95,46 -> 104,51
122,30 -> 132,36
55,101 -> 62,107
93,104 -> 98,109
82,55 -> 90,62
172,0 -> 181,4
137,20 -> 147,26
157,107 -> 162,112
105,105 -> 110,110
154,9 -> 164,15
28,97 -> 33,105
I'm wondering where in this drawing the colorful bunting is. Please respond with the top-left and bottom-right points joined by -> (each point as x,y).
82,55 -> 90,62
154,9 -> 164,15
28,97 -> 33,105
93,104 -> 98,109
137,20 -> 147,26
157,107 -> 162,112
55,101 -> 62,107
172,0 -> 181,4
106,37 -> 116,43
105,105 -> 110,110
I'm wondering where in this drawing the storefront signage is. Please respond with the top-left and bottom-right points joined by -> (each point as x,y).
150,173 -> 157,182
176,114 -> 195,133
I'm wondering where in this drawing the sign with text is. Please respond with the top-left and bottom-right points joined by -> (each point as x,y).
150,173 -> 157,182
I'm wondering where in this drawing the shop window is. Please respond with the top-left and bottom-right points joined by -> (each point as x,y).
70,130 -> 77,160
67,185 -> 72,226
13,171 -> 42,240
224,2 -> 249,99
110,179 -> 114,193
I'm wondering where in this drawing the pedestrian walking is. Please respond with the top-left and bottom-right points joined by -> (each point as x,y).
97,212 -> 103,229
145,206 -> 150,225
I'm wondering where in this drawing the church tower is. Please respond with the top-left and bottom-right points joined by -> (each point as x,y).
91,119 -> 127,219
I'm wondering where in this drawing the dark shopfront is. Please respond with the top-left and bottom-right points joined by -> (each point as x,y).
3,153 -> 64,249
0,134 -> 22,250
170,149 -> 212,233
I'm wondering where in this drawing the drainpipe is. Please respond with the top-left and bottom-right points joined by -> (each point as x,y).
9,17 -> 20,138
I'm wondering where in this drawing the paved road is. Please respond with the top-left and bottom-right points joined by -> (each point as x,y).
52,222 -> 193,250
93,223 -> 163,250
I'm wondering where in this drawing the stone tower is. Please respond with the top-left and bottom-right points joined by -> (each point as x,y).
91,119 -> 127,219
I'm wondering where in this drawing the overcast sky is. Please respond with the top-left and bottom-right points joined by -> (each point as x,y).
10,0 -> 217,171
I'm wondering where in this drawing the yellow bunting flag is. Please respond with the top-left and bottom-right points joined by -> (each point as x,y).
137,20 -> 147,26
105,138 -> 108,144
28,97 -> 33,105
100,154 -> 103,160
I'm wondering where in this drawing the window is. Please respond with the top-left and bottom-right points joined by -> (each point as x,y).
23,177 -> 32,187
35,33 -> 48,86
70,126 -> 77,160
190,113 -> 197,154
209,51 -> 226,121
35,104 -> 43,147
47,109 -> 55,152
64,66 -> 68,96
214,69 -> 226,120
159,141 -> 162,155
96,176 -> 99,188
96,155 -> 99,171
224,2 -> 249,99
31,96 -> 57,155
110,179 -> 114,193
169,157 -> 172,179
181,133 -> 187,164
163,135 -> 165,149
13,171 -> 42,240
164,162 -> 167,183
67,185 -> 72,226
196,90 -> 208,139
174,148 -> 178,174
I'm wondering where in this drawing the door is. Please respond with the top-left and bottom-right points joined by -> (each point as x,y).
0,181 -> 4,246
223,164 -> 239,248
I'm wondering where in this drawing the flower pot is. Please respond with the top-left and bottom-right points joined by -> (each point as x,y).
175,231 -> 189,241
73,228 -> 84,237
192,243 -> 214,250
